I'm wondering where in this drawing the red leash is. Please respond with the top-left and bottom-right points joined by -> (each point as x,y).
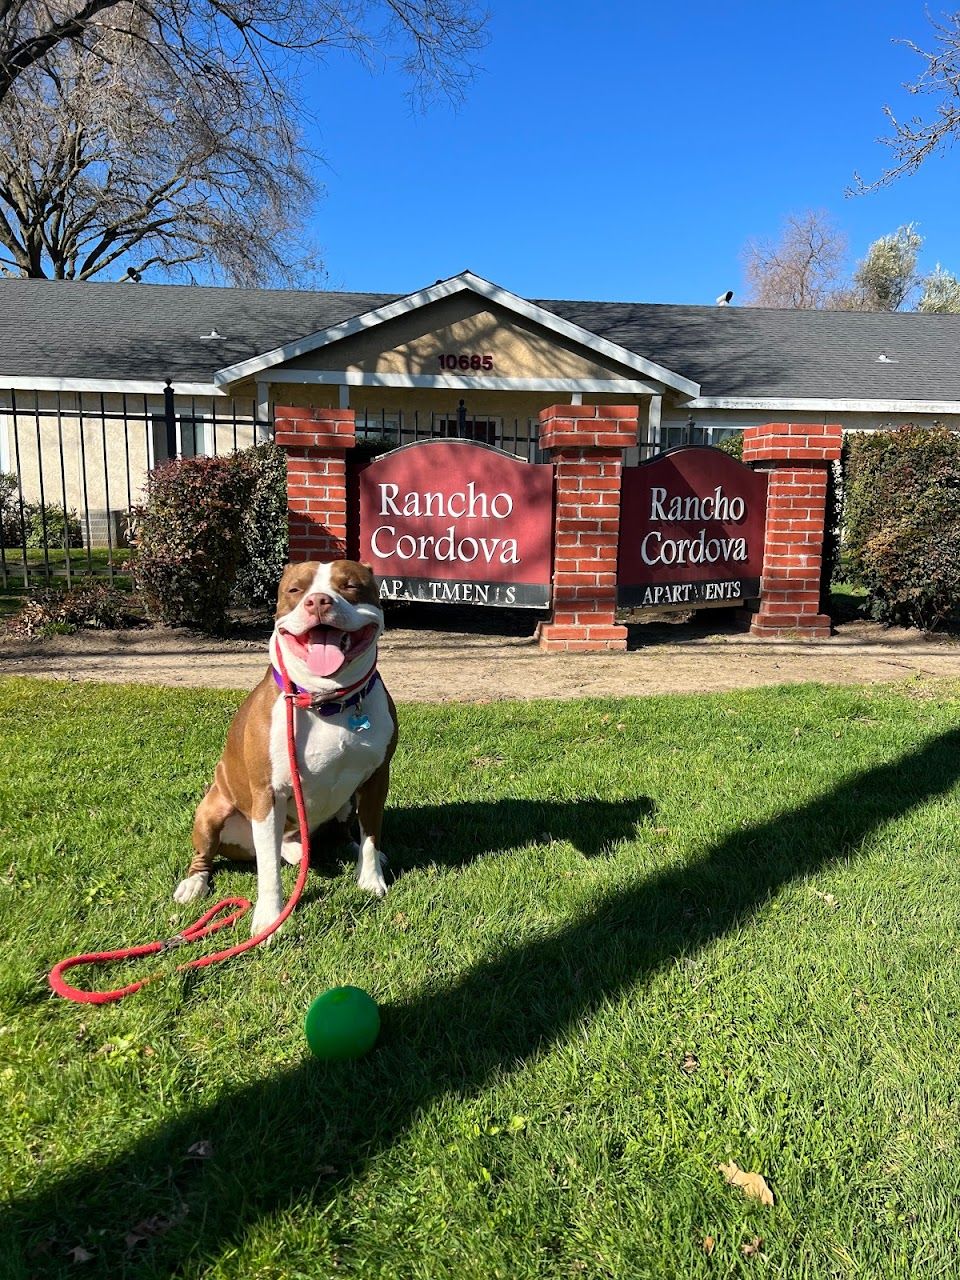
48,650 -> 312,1004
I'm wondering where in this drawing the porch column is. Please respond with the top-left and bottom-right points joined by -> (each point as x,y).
743,422 -> 843,639
275,406 -> 355,560
536,404 -> 638,652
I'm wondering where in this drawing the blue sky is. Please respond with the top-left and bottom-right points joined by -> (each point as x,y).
302,1 -> 960,305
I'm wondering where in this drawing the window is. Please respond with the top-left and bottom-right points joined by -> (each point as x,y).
355,412 -> 400,450
660,423 -> 729,450
150,414 -> 211,464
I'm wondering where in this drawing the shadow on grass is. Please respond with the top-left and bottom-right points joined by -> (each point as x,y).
385,797 -> 656,867
207,799 -> 654,901
10,730 -> 960,1277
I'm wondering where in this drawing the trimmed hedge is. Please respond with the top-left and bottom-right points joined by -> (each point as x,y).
232,442 -> 289,607
131,456 -> 254,632
131,444 -> 290,632
843,426 -> 960,630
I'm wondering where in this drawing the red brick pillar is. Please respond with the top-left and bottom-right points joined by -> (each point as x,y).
536,405 -> 637,652
275,406 -> 355,560
743,422 -> 843,639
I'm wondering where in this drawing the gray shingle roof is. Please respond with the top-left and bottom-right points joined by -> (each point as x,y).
2,276 -> 960,402
0,278 -> 398,383
538,298 -> 960,402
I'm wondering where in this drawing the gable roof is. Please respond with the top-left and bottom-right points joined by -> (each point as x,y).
2,273 -> 960,408
211,271 -> 700,397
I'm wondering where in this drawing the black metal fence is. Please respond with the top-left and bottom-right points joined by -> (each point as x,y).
353,402 -> 545,461
0,387 -> 270,588
2,390 -> 724,592
351,402 -> 724,460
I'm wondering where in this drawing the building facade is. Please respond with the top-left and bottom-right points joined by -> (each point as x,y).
3,269 -> 959,538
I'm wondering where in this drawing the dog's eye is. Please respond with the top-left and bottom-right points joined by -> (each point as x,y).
287,586 -> 302,596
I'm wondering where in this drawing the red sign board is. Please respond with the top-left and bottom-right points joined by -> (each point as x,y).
617,447 -> 768,609
359,440 -> 554,608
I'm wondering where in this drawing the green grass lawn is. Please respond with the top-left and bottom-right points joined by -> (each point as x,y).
3,675 -> 960,1279
1,547 -> 132,579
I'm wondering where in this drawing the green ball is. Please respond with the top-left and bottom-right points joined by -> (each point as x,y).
304,986 -> 380,1060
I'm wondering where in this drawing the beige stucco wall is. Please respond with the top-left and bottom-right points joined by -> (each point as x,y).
279,295 -> 637,382
1,391 -> 261,543
265,385 -> 339,411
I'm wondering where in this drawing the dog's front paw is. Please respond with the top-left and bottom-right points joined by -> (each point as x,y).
356,847 -> 388,898
250,901 -> 284,941
173,872 -> 211,904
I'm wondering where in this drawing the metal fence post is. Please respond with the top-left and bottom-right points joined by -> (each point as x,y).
163,379 -> 177,460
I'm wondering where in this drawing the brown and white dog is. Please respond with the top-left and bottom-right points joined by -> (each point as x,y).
174,559 -> 397,936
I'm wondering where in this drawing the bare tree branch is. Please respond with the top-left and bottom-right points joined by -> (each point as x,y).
852,12 -> 960,194
0,0 -> 489,109
741,210 -> 849,309
0,0 -> 488,281
0,19 -> 320,281
0,0 -> 120,102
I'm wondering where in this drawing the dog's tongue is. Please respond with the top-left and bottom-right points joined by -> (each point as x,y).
306,625 -> 346,677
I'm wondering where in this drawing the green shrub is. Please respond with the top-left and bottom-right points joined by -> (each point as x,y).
844,427 -> 959,568
0,472 -> 22,546
843,426 -> 960,629
131,455 -> 254,632
24,502 -> 83,549
713,432 -> 744,459
822,459 -> 844,598
350,437 -> 398,462
0,473 -> 83,549
232,442 -> 288,607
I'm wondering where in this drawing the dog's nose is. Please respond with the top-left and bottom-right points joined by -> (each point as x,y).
303,592 -> 332,618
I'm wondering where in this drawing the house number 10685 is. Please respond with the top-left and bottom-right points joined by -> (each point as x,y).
438,354 -> 494,371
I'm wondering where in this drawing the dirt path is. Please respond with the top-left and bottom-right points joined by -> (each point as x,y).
3,610 -> 960,701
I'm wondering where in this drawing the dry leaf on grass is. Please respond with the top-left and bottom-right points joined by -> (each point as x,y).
702,1235 -> 715,1256
67,1246 -> 93,1263
718,1161 -> 774,1206
124,1206 -> 187,1251
741,1236 -> 764,1257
